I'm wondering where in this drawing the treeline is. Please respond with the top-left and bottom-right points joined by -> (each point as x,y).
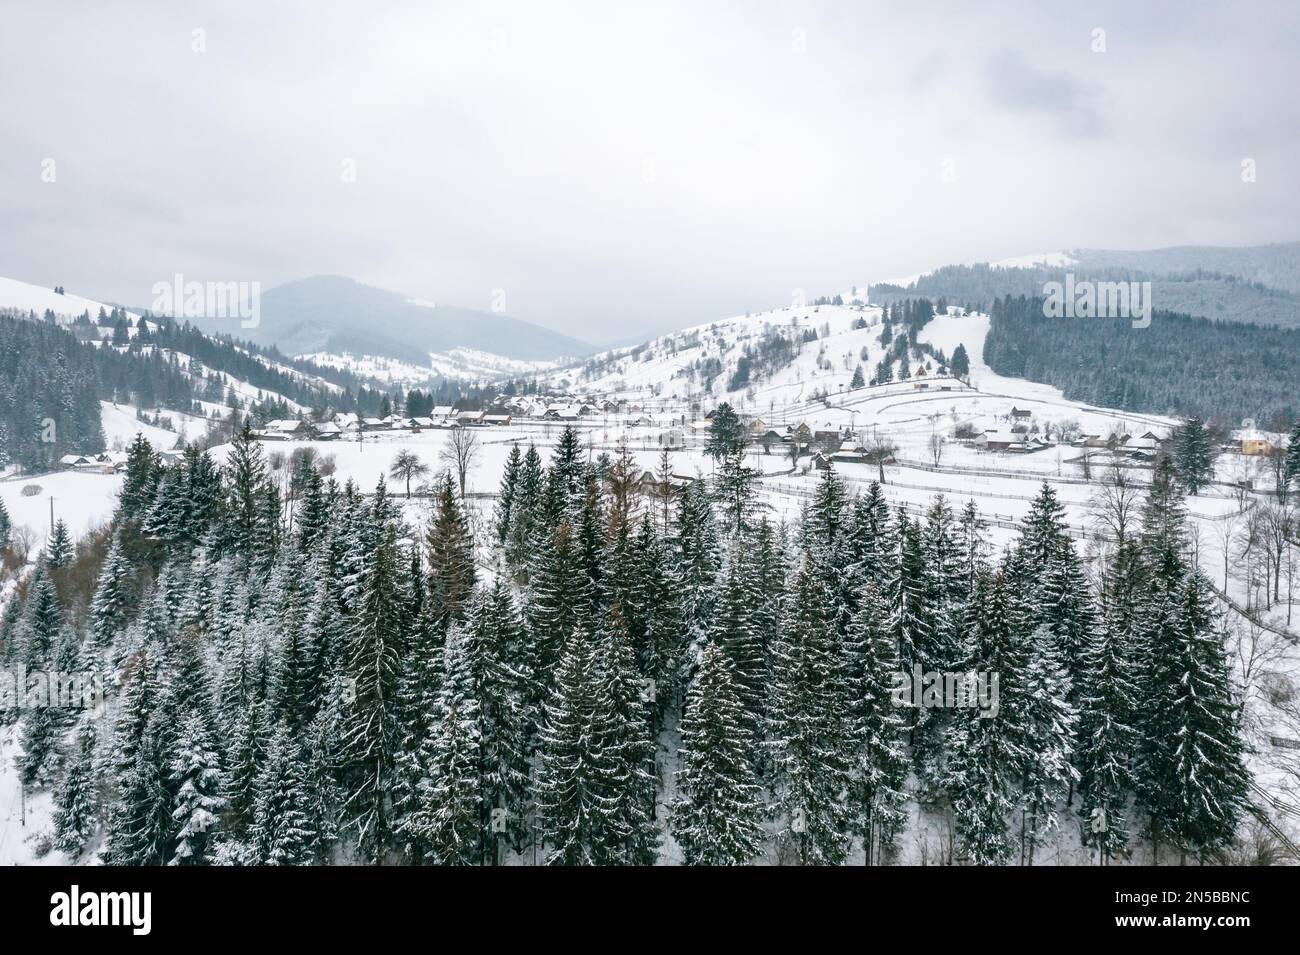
0,316 -> 107,470
983,294 -> 1300,428
0,313 -> 521,471
1,426 -> 1249,865
872,262 -> 1300,330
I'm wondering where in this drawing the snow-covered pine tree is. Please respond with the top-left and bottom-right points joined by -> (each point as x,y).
495,442 -> 522,546
505,443 -> 545,577
955,499 -> 989,604
845,481 -> 892,589
843,581 -> 909,864
18,566 -> 65,784
946,572 -> 1029,866
591,607 -> 659,865
53,722 -> 99,856
802,463 -> 849,564
676,477 -> 721,648
105,654 -> 175,865
117,432 -> 161,525
168,711 -> 226,865
710,534 -> 766,749
1016,621 -> 1078,865
526,519 -> 592,688
537,626 -> 612,865
766,558 -> 852,865
884,508 -> 930,677
714,447 -> 762,536
220,421 -> 272,566
45,518 -> 73,569
426,470 -> 476,634
1143,571 -> 1249,861
463,580 -> 534,859
574,471 -> 608,614
1075,615 -> 1138,863
252,721 -> 317,865
294,464 -> 332,555
672,642 -> 766,865
88,531 -> 133,664
413,629 -> 485,865
341,508 -> 406,864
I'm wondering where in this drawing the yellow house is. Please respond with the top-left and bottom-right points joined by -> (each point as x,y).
1242,436 -> 1275,456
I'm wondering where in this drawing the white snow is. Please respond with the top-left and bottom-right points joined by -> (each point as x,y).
0,276 -> 138,323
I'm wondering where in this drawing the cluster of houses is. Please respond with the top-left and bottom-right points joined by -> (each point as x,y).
254,408 -> 516,442
251,394 -> 636,442
58,451 -> 132,473
59,448 -> 184,474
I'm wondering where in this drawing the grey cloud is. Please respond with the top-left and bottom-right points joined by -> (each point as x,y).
983,50 -> 1106,138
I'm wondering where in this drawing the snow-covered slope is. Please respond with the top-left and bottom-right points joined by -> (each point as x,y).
301,347 -> 555,386
870,250 -> 1076,291
0,276 -> 138,322
549,303 -> 888,410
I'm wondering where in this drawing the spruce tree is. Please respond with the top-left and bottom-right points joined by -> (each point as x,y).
591,608 -> 659,865
426,470 -> 476,633
672,643 -> 766,865
537,627 -> 612,865
53,723 -> 99,856
766,559 -> 852,865
710,535 -> 766,748
495,442 -> 522,545
843,582 -> 909,864
526,520 -> 591,686
169,712 -> 226,865
1075,616 -> 1137,862
252,722 -> 317,865
1172,417 -> 1216,496
946,573 -> 1028,866
45,519 -> 73,569
413,630 -> 485,865
342,514 -> 405,863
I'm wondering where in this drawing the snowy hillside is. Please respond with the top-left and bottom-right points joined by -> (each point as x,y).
551,303 -> 889,410
301,347 -> 554,387
0,276 -> 139,322
870,251 -> 1076,291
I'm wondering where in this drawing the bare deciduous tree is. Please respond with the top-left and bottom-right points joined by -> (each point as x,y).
440,427 -> 479,498
389,449 -> 429,499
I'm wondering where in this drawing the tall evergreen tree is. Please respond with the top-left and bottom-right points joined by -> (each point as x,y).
766,559 -> 852,865
672,643 -> 766,865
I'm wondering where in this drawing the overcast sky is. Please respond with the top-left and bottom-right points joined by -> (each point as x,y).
2,0 -> 1297,344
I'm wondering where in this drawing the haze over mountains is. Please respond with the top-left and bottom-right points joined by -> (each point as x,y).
188,275 -> 591,366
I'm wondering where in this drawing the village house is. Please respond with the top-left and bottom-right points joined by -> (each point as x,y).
456,410 -> 487,427
1241,430 -> 1276,456
813,429 -> 843,453
974,431 -> 1025,452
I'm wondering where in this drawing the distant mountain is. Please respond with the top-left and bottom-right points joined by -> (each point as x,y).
871,241 -> 1300,329
193,275 -> 592,366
